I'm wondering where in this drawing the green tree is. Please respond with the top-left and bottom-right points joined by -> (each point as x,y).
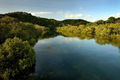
0,16 -> 39,44
95,20 -> 105,25
106,16 -> 115,23
0,16 -> 18,23
115,19 -> 120,23
0,37 -> 35,80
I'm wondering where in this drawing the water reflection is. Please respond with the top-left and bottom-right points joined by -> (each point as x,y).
59,31 -> 120,48
34,35 -> 120,80
38,36 -> 80,44
38,30 -> 60,40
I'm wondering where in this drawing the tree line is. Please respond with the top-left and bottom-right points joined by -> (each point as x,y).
1,12 -> 120,29
0,12 -> 91,29
57,17 -> 120,48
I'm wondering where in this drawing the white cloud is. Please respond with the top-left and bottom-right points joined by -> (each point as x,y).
111,13 -> 120,18
84,15 -> 91,19
30,11 -> 53,15
80,7 -> 83,10
89,13 -> 120,22
65,13 -> 83,18
88,18 -> 100,22
102,13 -> 120,21
58,11 -> 83,18
97,13 -> 120,22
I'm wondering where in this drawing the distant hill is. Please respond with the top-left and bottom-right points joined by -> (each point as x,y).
0,12 -> 90,29
62,19 -> 90,26
1,12 -> 119,29
0,12 -> 63,29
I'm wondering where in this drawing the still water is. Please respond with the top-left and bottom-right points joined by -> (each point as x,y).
33,35 -> 120,80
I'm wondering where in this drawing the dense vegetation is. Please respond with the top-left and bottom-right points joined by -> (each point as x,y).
1,12 -> 120,29
87,17 -> 120,26
57,17 -> 120,48
0,13 -> 48,80
62,19 -> 89,26
0,16 -> 49,44
0,12 -> 91,29
0,37 -> 35,80
57,23 -> 120,36
0,12 -> 63,29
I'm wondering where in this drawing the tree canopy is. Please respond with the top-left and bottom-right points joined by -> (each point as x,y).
106,16 -> 116,23
0,37 -> 35,80
0,16 -> 40,44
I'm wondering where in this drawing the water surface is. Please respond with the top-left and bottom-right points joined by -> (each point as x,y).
33,35 -> 120,80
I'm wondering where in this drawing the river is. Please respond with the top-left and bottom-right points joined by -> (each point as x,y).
33,35 -> 120,80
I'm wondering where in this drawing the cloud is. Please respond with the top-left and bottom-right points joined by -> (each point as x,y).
84,15 -> 91,19
58,11 -> 120,22
89,13 -> 120,22
111,13 -> 120,18
86,18 -> 100,22
80,7 -> 83,10
67,14 -> 83,18
65,13 -> 83,18
58,11 -> 83,18
30,12 -> 53,15
90,18 -> 100,22
102,13 -> 120,21
96,13 -> 120,22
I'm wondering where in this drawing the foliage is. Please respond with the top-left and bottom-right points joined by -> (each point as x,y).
0,12 -> 89,29
34,24 -> 49,35
86,17 -> 117,26
106,16 -> 115,23
0,16 -> 40,44
115,18 -> 120,23
86,23 -> 97,26
95,20 -> 105,25
57,23 -> 120,39
62,19 -> 89,26
1,12 -> 63,29
0,12 -> 119,29
57,24 -> 120,48
0,37 -> 35,80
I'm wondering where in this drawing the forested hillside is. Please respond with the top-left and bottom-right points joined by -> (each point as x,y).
0,12 -> 63,29
62,19 -> 89,26
1,12 -> 120,29
0,12 -> 90,29
0,15 -> 49,44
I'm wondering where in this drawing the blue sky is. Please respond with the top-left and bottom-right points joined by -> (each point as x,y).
0,0 -> 120,22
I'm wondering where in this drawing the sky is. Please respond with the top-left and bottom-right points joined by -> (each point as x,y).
0,0 -> 120,22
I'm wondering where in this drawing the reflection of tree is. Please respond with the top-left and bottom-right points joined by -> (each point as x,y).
58,30 -> 120,48
32,72 -> 55,80
0,37 -> 35,80
118,48 -> 120,54
38,30 -> 60,40
95,35 -> 120,48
